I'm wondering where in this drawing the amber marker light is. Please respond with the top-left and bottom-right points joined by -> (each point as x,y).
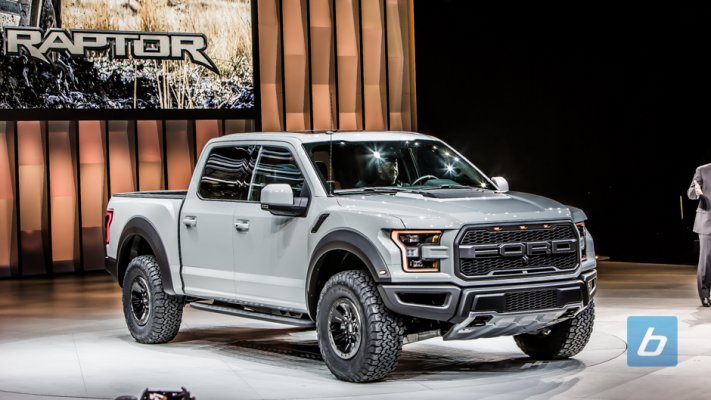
391,230 -> 442,272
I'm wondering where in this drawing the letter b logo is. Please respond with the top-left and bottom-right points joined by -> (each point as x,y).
637,327 -> 667,356
627,316 -> 677,367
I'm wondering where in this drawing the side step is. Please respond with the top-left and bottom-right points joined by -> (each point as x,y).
190,302 -> 316,328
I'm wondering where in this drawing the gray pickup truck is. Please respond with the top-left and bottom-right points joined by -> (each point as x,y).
105,131 -> 597,382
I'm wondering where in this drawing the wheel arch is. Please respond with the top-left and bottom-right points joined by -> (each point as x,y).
116,217 -> 176,295
306,230 -> 392,319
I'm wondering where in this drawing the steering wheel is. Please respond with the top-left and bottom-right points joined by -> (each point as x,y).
412,175 -> 438,186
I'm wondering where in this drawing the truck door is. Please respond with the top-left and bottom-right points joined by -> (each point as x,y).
232,145 -> 311,311
180,145 -> 260,299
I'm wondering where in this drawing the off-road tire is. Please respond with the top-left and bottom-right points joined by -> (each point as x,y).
316,270 -> 404,382
122,255 -> 184,344
514,301 -> 595,359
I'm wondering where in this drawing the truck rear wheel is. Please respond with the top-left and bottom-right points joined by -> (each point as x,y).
514,301 -> 595,359
122,255 -> 184,344
316,270 -> 404,382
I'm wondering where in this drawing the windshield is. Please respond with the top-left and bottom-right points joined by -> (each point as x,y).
303,139 -> 495,193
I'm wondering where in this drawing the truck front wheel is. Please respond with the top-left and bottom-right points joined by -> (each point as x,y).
316,270 -> 404,382
122,255 -> 184,344
514,301 -> 595,359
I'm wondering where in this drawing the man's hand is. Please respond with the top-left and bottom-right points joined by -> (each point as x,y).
695,181 -> 704,196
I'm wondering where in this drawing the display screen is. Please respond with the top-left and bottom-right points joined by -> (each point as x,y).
0,0 -> 254,112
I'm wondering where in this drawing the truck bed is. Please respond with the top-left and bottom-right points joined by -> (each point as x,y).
113,190 -> 188,199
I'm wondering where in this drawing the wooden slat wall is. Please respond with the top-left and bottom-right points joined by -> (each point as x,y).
2,119 -> 255,277
258,0 -> 416,131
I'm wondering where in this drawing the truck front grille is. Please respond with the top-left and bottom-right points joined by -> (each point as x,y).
460,224 -> 575,246
504,290 -> 559,312
456,222 -> 580,280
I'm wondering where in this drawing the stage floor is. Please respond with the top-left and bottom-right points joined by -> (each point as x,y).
0,262 -> 708,400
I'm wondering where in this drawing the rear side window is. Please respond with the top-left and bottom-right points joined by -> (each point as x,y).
249,146 -> 305,201
199,145 -> 260,201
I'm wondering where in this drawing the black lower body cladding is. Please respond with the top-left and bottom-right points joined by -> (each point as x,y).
105,256 -> 118,280
378,271 -> 597,324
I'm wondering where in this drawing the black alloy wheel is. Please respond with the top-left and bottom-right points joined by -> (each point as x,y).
130,276 -> 151,326
327,297 -> 363,359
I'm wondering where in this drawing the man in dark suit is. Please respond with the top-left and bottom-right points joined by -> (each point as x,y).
688,163 -> 711,307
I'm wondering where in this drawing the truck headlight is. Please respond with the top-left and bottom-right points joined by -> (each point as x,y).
576,222 -> 587,261
391,230 -> 443,272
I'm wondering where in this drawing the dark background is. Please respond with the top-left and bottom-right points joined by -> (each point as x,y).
414,3 -> 711,264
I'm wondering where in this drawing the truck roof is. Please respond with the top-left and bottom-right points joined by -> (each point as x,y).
215,130 -> 439,144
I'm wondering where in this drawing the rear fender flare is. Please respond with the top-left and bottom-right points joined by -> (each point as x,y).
116,217 -> 176,295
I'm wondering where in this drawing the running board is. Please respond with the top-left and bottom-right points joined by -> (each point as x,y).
190,302 -> 315,328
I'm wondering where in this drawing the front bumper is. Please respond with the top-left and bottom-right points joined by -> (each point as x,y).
378,269 -> 597,340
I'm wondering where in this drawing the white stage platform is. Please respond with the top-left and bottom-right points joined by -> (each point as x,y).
0,262 -> 708,400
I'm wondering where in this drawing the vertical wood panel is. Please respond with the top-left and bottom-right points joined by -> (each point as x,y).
137,120 -> 164,192
283,0 -> 312,130
258,0 -> 285,131
166,120 -> 195,190
386,0 -> 413,131
224,119 -> 256,134
17,121 -> 49,276
407,0 -> 416,131
195,120 -> 223,158
79,121 -> 107,271
310,0 -> 337,130
48,121 -> 80,274
0,122 -> 17,278
108,121 -> 137,195
361,0 -> 387,130
336,0 -> 363,129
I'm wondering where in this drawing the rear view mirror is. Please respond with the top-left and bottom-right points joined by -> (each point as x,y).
260,184 -> 309,217
491,177 -> 509,193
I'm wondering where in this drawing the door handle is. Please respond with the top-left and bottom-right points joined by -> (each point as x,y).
182,216 -> 197,228
235,221 -> 250,232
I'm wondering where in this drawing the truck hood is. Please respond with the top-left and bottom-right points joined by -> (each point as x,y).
336,189 -> 573,229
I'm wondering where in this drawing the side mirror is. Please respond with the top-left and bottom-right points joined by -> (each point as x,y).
260,183 -> 309,217
491,177 -> 509,193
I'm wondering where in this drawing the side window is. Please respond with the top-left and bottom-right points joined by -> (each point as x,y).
249,146 -> 305,202
198,145 -> 260,201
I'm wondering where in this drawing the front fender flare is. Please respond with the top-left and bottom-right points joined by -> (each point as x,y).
305,230 -> 392,318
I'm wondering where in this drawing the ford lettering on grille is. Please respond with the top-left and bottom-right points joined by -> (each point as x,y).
463,239 -> 577,258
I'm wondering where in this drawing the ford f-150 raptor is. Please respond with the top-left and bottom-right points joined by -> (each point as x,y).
105,131 -> 597,382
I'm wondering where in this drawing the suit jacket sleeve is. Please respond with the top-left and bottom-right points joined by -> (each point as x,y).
688,168 -> 701,200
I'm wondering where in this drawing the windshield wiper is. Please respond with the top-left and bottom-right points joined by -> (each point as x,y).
411,184 -> 472,190
334,187 -> 408,195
